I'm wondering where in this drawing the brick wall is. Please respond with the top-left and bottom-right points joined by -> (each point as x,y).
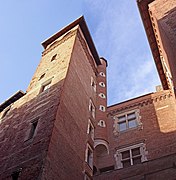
94,90 -> 176,179
0,22 -> 77,179
149,0 -> 176,88
42,27 -> 98,179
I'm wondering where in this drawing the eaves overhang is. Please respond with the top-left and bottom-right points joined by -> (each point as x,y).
42,16 -> 101,66
0,90 -> 25,112
137,0 -> 169,90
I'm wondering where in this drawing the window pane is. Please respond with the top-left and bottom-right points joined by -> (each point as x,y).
122,150 -> 130,159
122,160 -> 131,168
43,83 -> 51,91
132,148 -> 140,156
43,84 -> 50,91
127,113 -> 136,120
119,122 -> 127,131
28,121 -> 38,139
118,115 -> 126,122
128,119 -> 137,128
133,156 -> 141,165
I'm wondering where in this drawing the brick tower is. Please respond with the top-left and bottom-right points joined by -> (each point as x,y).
0,16 -> 109,180
94,58 -> 109,173
1,0 -> 176,179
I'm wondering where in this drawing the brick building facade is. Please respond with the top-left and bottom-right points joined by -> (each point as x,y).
0,0 -> 176,179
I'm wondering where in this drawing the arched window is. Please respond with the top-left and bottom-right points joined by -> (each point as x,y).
99,93 -> 106,99
99,72 -> 105,77
98,120 -> 106,127
99,82 -> 105,87
99,105 -> 106,112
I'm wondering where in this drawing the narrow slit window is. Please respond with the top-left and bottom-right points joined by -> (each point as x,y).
41,81 -> 51,93
87,120 -> 94,140
28,120 -> 38,140
91,77 -> 96,92
51,54 -> 57,61
11,169 -> 21,180
39,73 -> 45,80
86,145 -> 93,169
89,99 -> 95,118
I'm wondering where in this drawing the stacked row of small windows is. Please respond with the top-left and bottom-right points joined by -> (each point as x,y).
98,72 -> 106,99
97,72 -> 106,128
84,72 -> 106,177
37,54 -> 58,93
84,126 -> 94,178
84,76 -> 97,178
86,72 -> 107,172
85,132 -> 94,179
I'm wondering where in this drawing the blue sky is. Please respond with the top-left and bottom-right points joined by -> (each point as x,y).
0,0 -> 160,105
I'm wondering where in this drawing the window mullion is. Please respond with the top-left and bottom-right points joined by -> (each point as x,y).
130,149 -> 133,165
126,114 -> 128,129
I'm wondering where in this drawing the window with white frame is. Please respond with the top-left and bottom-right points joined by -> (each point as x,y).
115,143 -> 147,169
87,119 -> 94,140
99,105 -> 106,112
28,120 -> 38,140
99,93 -> 106,99
91,77 -> 96,92
40,80 -> 52,93
113,110 -> 141,133
98,120 -> 106,127
99,72 -> 105,77
85,144 -> 93,169
99,82 -> 105,87
89,99 -> 95,118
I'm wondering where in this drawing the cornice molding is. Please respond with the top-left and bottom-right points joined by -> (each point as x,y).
42,30 -> 77,56
108,91 -> 173,116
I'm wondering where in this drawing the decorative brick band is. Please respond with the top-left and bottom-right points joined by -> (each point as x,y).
42,30 -> 77,56
108,91 -> 173,116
